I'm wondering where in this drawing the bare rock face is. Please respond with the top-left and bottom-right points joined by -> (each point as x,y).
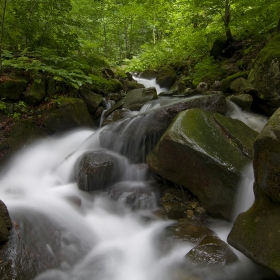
147,108 -> 257,220
228,107 -> 280,276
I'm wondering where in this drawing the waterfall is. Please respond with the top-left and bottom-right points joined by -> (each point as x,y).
0,77 -> 274,280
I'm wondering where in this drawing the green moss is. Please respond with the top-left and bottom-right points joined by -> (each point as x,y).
89,74 -> 123,93
192,57 -> 224,86
220,71 -> 248,93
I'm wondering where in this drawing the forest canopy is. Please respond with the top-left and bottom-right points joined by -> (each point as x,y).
0,0 -> 279,77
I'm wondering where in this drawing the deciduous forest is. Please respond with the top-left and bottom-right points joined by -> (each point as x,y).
0,0 -> 279,86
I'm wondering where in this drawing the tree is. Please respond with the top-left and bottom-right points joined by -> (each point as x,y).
0,0 -> 7,73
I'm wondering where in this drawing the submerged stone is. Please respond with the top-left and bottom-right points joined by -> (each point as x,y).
185,236 -> 238,267
147,108 -> 257,220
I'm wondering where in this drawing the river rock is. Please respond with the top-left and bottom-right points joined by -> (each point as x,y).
75,150 -> 127,192
185,236 -> 238,267
220,72 -> 248,94
122,87 -> 158,111
227,94 -> 253,111
0,76 -> 27,101
248,34 -> 280,115
156,65 -> 177,89
146,108 -> 257,220
165,220 -> 216,244
228,108 -> 280,275
100,94 -> 227,163
79,89 -> 103,114
42,97 -> 95,134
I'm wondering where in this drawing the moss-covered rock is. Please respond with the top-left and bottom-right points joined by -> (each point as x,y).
253,107 -> 280,202
248,34 -> 280,115
229,77 -> 257,95
146,109 -> 257,220
220,72 -> 248,94
121,87 -> 158,111
228,108 -> 280,276
24,79 -> 47,105
89,74 -> 123,94
79,89 -> 103,114
0,76 -> 27,101
228,188 -> 280,275
42,97 -> 95,134
156,65 -> 177,89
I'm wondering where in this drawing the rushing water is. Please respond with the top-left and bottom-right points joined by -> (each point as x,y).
0,79 -> 275,280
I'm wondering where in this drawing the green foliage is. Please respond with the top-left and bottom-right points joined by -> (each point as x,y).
192,57 -> 224,86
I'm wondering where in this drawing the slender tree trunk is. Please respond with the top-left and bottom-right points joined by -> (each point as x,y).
0,0 -> 7,74
277,18 -> 280,33
223,0 -> 234,43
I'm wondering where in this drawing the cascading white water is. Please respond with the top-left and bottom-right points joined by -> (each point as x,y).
1,77 -> 274,280
132,76 -> 169,95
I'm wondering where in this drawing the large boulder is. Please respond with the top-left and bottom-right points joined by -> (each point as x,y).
146,108 -> 258,220
42,97 -> 95,134
79,89 -> 103,114
100,94 -> 227,163
156,65 -> 177,89
220,72 -> 248,94
0,76 -> 27,100
122,87 -> 158,111
248,34 -> 280,115
74,150 -> 127,192
228,108 -> 280,275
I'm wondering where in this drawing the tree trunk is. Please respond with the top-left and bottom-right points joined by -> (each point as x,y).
224,0 -> 234,43
0,0 -> 7,74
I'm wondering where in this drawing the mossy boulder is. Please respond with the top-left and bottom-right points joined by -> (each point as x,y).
186,236 -> 238,267
253,107 -> 280,202
24,79 -> 47,105
0,76 -> 27,101
228,108 -> 280,275
89,75 -> 123,94
228,187 -> 280,276
156,65 -> 177,89
248,34 -> 280,115
121,87 -> 158,111
79,89 -> 103,114
42,97 -> 95,134
229,77 -> 257,95
146,109 -> 258,220
220,72 -> 248,94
